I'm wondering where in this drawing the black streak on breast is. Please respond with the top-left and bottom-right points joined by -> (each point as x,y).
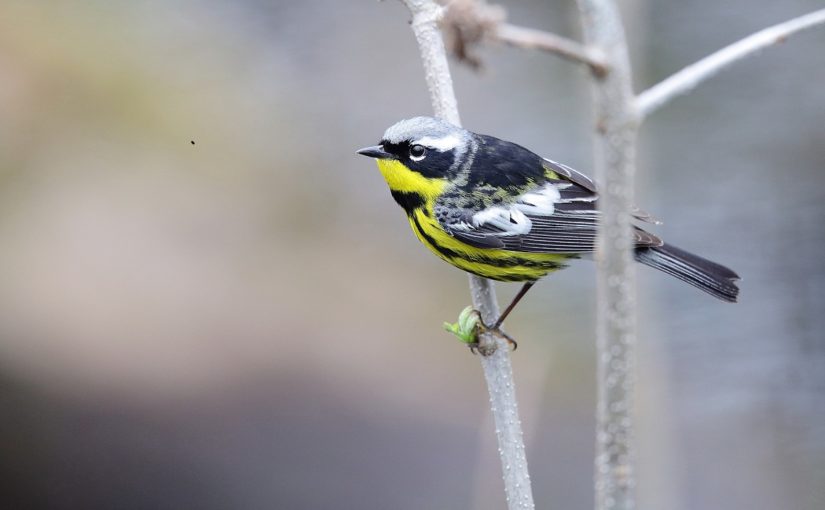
390,190 -> 426,215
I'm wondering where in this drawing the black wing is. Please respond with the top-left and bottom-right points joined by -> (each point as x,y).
442,158 -> 661,253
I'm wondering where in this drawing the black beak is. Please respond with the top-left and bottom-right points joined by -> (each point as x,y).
356,145 -> 394,159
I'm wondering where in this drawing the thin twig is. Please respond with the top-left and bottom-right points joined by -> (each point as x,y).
495,22 -> 609,75
398,1 -> 536,509
575,1 -> 640,510
637,8 -> 825,118
440,0 -> 608,74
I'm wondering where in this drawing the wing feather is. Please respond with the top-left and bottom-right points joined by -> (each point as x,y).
442,162 -> 662,253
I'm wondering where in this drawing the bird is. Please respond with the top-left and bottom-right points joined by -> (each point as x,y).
357,116 -> 739,331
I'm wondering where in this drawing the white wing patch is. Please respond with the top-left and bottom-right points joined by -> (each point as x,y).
463,182 -> 598,237
447,221 -> 475,232
414,134 -> 462,152
471,207 -> 532,235
514,183 -> 562,216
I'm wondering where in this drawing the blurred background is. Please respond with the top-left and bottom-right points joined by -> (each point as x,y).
0,1 -> 823,508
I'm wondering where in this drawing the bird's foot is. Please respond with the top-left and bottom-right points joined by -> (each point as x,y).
443,306 -> 517,354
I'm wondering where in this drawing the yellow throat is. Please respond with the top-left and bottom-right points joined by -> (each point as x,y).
376,159 -> 447,199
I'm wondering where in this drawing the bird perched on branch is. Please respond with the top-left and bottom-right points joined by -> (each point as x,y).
358,117 -> 739,333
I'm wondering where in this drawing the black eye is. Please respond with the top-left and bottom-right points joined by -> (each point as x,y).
409,144 -> 426,160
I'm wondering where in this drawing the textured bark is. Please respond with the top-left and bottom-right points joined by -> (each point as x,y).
575,1 -> 640,509
399,1 -> 535,509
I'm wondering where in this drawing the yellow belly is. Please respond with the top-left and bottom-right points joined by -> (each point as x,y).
407,209 -> 573,282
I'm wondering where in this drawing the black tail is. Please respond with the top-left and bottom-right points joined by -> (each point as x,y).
635,243 -> 740,302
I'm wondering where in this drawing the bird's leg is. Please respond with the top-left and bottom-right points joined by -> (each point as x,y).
492,282 -> 535,330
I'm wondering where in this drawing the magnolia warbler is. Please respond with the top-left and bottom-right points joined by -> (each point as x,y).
358,117 -> 739,330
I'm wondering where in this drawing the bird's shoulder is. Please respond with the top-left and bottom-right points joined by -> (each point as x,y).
433,135 -> 595,226
439,135 -> 596,214
464,134 -> 548,191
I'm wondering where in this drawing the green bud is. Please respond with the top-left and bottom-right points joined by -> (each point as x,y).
443,306 -> 480,344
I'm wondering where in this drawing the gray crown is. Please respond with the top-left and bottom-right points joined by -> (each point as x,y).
382,116 -> 467,145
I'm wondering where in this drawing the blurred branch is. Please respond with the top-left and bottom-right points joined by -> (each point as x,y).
398,1 -> 535,509
440,0 -> 607,74
637,8 -> 825,118
575,1 -> 640,510
495,23 -> 608,75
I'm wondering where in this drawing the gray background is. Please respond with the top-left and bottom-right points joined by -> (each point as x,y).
0,1 -> 822,509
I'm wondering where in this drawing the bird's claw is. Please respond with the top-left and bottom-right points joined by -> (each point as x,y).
478,321 -> 518,352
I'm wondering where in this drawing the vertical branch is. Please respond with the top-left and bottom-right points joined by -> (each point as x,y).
398,1 -> 535,509
404,1 -> 461,125
575,1 -> 640,510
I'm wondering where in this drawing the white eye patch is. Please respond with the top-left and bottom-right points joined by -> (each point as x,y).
413,134 -> 462,152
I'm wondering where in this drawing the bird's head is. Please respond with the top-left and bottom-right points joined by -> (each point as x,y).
357,117 -> 471,196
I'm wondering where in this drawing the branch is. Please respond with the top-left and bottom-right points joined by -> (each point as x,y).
398,1 -> 535,509
402,1 -> 460,124
575,1 -> 640,510
439,0 -> 607,73
495,22 -> 608,75
637,8 -> 825,118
